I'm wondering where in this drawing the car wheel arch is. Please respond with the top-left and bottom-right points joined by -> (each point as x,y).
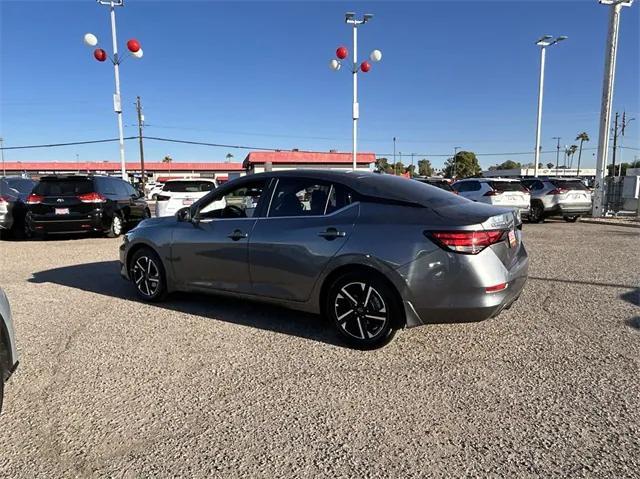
318,263 -> 406,329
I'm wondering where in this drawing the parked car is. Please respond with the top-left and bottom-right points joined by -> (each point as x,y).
146,182 -> 165,200
452,178 -> 530,219
521,178 -> 592,222
26,175 -> 150,237
414,177 -> 455,193
155,178 -> 220,218
120,170 -> 528,349
0,288 -> 18,414
0,176 -> 37,239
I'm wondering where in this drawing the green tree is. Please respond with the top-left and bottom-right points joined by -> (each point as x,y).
417,159 -> 433,177
489,160 -> 521,170
225,153 -> 234,163
393,161 -> 405,175
567,145 -> 578,168
546,162 -> 554,169
405,164 -> 416,177
443,151 -> 482,179
575,132 -> 589,175
375,157 -> 393,173
607,161 -> 640,177
162,155 -> 173,163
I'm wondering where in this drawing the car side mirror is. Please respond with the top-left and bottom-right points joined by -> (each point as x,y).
176,207 -> 192,223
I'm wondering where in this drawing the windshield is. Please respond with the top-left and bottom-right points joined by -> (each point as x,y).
162,181 -> 216,193
33,178 -> 94,196
550,180 -> 589,191
490,181 -> 528,193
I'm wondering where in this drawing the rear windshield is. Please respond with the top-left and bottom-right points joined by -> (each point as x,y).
490,181 -> 528,193
33,178 -> 94,196
162,181 -> 215,193
2,178 -> 36,196
550,180 -> 589,191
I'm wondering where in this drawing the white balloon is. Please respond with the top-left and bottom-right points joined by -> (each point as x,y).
329,59 -> 341,71
132,49 -> 144,59
369,49 -> 382,62
83,33 -> 98,47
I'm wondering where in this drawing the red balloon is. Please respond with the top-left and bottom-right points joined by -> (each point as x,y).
94,48 -> 107,62
336,46 -> 348,60
127,39 -> 141,53
360,61 -> 371,73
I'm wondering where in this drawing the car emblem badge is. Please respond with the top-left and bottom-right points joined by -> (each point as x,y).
57,198 -> 64,203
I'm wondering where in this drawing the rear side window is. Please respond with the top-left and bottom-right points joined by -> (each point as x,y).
163,181 -> 215,193
268,179 -> 353,217
550,180 -> 588,191
34,178 -> 94,196
95,177 -> 117,195
453,181 -> 480,192
4,178 -> 36,195
490,181 -> 528,193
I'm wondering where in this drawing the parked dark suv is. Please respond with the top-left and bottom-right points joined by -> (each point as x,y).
26,175 -> 150,237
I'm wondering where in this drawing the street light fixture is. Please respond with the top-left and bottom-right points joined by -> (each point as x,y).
83,0 -> 144,180
330,12 -> 382,170
533,34 -> 567,178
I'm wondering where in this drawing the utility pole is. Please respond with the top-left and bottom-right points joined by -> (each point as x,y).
611,111 -> 619,178
0,138 -> 5,177
553,137 -> 561,176
136,96 -> 146,186
411,153 -> 415,177
593,0 -> 634,217
393,137 -> 397,175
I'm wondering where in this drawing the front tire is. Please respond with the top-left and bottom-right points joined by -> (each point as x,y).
529,201 -> 545,223
325,273 -> 400,350
129,247 -> 167,302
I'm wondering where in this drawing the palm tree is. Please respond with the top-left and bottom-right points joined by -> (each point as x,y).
162,155 -> 173,163
575,132 -> 589,176
225,153 -> 234,163
568,144 -> 578,169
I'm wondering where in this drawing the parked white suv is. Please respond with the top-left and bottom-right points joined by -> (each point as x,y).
1,288 -> 18,413
155,179 -> 221,218
521,178 -> 592,223
452,178 -> 530,218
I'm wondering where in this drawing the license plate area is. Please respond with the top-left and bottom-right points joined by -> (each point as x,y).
182,199 -> 194,206
55,208 -> 70,215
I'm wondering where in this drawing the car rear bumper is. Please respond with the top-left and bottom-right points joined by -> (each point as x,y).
547,204 -> 592,215
397,239 -> 529,328
26,212 -> 107,234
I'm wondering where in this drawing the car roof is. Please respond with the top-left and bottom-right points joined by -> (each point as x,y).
164,178 -> 217,183
455,177 -> 519,182
239,169 -> 466,207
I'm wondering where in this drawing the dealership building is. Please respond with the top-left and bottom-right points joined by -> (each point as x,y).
483,167 -> 597,179
1,150 -> 376,181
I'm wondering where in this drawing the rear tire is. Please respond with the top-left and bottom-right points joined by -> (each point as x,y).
129,247 -> 167,302
325,272 -> 400,350
564,215 -> 580,223
529,201 -> 545,223
106,214 -> 123,238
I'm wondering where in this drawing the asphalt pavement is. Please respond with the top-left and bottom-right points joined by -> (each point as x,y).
0,221 -> 638,478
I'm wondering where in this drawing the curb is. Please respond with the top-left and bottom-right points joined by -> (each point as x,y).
579,219 -> 640,229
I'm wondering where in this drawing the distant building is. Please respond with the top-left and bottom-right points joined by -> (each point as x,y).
483,167 -> 597,179
1,162 -> 245,182
243,150 -> 375,174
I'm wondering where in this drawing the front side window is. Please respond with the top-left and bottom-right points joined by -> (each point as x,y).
198,180 -> 267,219
268,179 -> 352,217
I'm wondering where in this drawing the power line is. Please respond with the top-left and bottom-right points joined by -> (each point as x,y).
0,137 -> 137,150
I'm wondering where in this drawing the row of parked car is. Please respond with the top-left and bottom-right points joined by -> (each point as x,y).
415,176 -> 593,223
0,175 -> 223,240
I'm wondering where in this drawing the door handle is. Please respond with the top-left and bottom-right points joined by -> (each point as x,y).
318,227 -> 346,240
227,229 -> 248,241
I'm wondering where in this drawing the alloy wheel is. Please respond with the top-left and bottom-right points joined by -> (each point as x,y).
334,282 -> 388,340
112,215 -> 123,236
131,255 -> 161,298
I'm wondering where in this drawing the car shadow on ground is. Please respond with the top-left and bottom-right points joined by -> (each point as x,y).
28,260 -> 346,348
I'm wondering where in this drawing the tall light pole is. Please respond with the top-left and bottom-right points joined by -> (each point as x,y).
593,0 -> 634,217
329,12 -> 382,170
84,0 -> 143,180
393,137 -> 397,175
533,35 -> 567,178
0,138 -> 5,177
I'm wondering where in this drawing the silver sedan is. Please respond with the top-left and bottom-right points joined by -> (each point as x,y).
120,170 -> 529,349
1,288 -> 19,413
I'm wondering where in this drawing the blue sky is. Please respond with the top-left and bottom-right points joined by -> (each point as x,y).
1,0 -> 638,169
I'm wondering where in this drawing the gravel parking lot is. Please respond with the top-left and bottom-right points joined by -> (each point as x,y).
0,221 -> 638,478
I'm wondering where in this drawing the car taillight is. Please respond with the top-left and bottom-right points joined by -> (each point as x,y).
426,230 -> 506,254
0,195 -> 9,204
483,190 -> 500,196
486,282 -> 508,293
546,188 -> 568,195
77,192 -> 106,203
156,195 -> 170,201
26,194 -> 44,204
